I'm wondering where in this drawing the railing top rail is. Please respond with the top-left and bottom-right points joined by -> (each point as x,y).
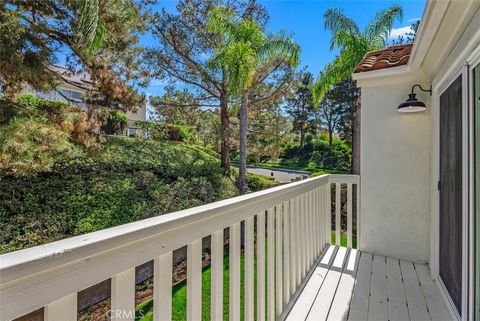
1,174 -> 337,282
329,174 -> 360,184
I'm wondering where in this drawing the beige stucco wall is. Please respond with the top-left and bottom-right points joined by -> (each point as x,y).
359,80 -> 432,262
125,105 -> 147,122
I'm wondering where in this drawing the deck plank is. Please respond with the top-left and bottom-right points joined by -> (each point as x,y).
368,255 -> 388,321
386,257 -> 410,321
415,264 -> 453,321
285,249 -> 451,321
326,249 -> 360,321
347,252 -> 373,321
400,260 -> 431,321
306,247 -> 348,321
285,245 -> 337,321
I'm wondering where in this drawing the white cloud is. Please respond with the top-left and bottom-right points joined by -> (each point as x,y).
407,17 -> 420,23
388,25 -> 412,40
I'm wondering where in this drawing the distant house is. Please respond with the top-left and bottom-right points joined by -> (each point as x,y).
28,65 -> 146,137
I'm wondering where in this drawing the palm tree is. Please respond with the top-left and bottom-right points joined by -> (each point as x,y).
207,7 -> 300,194
313,6 -> 403,174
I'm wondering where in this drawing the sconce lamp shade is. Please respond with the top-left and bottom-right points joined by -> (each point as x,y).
397,93 -> 427,113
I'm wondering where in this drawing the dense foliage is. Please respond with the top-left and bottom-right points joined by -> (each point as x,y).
0,137 -> 239,254
280,134 -> 352,172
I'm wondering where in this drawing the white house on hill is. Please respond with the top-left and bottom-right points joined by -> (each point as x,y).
29,65 -> 146,137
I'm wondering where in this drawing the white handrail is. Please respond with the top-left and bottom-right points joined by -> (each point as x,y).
0,173 -> 360,321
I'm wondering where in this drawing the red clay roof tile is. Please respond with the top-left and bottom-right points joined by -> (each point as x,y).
353,44 -> 412,73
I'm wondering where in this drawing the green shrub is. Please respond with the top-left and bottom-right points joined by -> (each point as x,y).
246,172 -> 276,191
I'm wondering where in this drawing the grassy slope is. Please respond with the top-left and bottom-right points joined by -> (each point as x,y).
0,137 -> 239,253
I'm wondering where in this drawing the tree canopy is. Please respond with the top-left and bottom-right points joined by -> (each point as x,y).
0,0 -> 152,109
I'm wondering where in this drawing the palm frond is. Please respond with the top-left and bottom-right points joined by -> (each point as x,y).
312,54 -> 354,105
222,41 -> 258,96
324,8 -> 360,51
365,6 -> 403,47
260,31 -> 300,67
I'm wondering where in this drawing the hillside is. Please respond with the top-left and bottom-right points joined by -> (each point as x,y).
0,137 -> 240,254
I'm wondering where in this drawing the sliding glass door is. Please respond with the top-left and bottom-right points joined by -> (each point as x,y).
475,63 -> 480,321
440,74 -> 464,315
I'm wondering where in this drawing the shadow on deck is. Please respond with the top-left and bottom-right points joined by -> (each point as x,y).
283,245 -> 453,321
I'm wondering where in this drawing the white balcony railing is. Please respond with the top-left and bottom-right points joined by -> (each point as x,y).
0,174 -> 359,321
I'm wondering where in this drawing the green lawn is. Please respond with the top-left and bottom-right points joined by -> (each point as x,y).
136,255 -> 253,321
331,232 -> 357,249
135,233 -> 355,320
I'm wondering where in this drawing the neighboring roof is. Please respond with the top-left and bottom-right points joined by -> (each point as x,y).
353,44 -> 413,73
49,65 -> 94,89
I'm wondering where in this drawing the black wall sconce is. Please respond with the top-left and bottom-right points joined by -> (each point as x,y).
398,84 -> 432,113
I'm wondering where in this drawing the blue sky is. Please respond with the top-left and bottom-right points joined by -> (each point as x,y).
142,0 -> 426,97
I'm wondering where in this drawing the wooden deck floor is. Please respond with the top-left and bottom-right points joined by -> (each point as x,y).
284,246 -> 454,321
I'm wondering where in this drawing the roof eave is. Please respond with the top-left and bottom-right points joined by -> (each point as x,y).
352,65 -> 412,81
351,0 -> 449,81
408,0 -> 449,71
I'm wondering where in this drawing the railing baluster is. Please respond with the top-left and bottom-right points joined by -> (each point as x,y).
211,230 -> 224,321
335,182 -> 341,246
317,189 -> 320,247
326,183 -> 331,246
111,268 -> 135,321
229,222 -> 241,321
311,190 -> 316,260
245,218 -> 254,321
313,188 -> 319,257
299,194 -> 306,278
356,182 -> 361,249
275,204 -> 283,318
305,192 -> 311,269
267,208 -> 275,321
307,190 -> 316,264
257,211 -> 266,321
44,293 -> 77,321
293,197 -> 302,289
304,193 -> 309,274
187,239 -> 202,321
154,252 -> 172,321
318,187 -> 323,252
283,200 -> 291,303
347,183 -> 353,248
289,198 -> 296,293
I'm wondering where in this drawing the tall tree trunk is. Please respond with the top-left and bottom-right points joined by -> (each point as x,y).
352,96 -> 361,175
328,125 -> 333,151
220,94 -> 231,175
238,91 -> 249,194
300,124 -> 305,147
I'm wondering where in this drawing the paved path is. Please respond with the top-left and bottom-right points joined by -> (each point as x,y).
243,165 -> 311,183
